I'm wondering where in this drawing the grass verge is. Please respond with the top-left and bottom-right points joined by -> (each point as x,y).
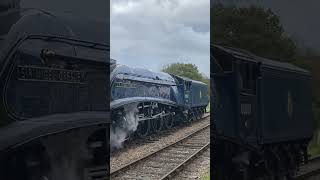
202,171 -> 210,180
206,102 -> 210,113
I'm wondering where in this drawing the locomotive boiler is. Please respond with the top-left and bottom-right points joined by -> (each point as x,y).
211,44 -> 314,179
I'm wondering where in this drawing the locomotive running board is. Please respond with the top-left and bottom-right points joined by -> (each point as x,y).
111,97 -> 176,110
0,111 -> 110,152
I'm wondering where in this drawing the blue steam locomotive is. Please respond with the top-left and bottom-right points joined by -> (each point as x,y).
110,59 -> 209,137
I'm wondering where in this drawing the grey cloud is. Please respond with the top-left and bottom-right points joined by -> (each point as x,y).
111,0 -> 210,76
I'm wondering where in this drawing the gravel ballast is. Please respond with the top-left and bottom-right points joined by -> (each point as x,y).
110,115 -> 210,172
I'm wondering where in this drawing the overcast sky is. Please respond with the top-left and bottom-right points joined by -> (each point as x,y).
111,0 -> 210,77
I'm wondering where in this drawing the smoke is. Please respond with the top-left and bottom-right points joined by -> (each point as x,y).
110,127 -> 129,150
110,103 -> 139,150
42,128 -> 95,180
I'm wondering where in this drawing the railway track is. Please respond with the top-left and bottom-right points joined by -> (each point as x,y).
294,155 -> 320,179
172,147 -> 210,180
111,114 -> 210,160
110,124 -> 210,179
111,113 -> 210,150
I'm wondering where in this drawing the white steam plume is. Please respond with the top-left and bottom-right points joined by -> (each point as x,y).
41,127 -> 97,180
110,103 -> 139,150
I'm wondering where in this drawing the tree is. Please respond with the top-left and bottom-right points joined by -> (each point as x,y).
211,4 -> 297,61
162,63 -> 202,81
162,62 -> 210,94
162,63 -> 209,85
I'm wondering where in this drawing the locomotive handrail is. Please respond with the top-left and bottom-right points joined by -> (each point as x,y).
28,35 -> 109,51
111,97 -> 176,110
1,34 -> 109,77
40,48 -> 108,65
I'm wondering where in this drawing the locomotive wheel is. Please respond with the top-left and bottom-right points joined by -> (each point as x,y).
198,109 -> 203,119
185,114 -> 192,123
137,120 -> 150,137
164,115 -> 174,129
185,111 -> 193,123
191,111 -> 196,121
264,158 -> 279,180
152,117 -> 163,133
197,109 -> 202,119
125,131 -> 133,141
194,110 -> 199,120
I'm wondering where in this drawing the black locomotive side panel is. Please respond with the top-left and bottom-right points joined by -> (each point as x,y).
259,67 -> 313,143
5,51 -> 108,119
211,44 -> 314,180
0,3 -> 111,179
212,75 -> 238,139
239,93 -> 257,141
211,44 -> 314,145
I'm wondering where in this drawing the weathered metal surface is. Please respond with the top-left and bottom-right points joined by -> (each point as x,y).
211,44 -> 313,145
0,5 -> 110,148
0,111 -> 110,152
260,67 -> 313,143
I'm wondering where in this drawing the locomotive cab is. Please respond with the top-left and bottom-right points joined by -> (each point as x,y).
211,45 -> 260,142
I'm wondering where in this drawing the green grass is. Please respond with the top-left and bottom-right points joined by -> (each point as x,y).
308,104 -> 320,158
309,144 -> 320,158
308,132 -> 320,158
206,102 -> 210,113
202,171 -> 210,180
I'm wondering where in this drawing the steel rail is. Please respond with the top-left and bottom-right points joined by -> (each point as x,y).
110,118 -> 210,178
159,142 -> 210,180
294,155 -> 320,179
